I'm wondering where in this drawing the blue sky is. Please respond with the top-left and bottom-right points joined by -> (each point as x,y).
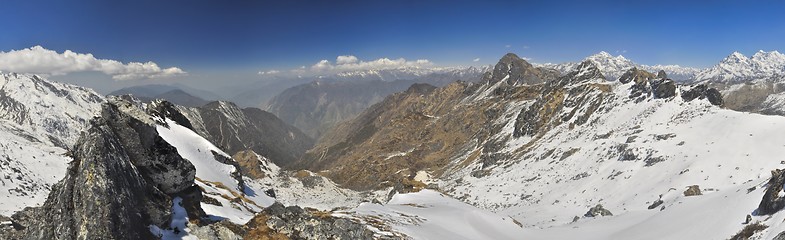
1,0 -> 784,90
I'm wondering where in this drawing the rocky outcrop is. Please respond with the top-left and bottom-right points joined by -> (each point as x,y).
584,204 -> 613,217
0,99 -> 204,239
681,84 -> 724,106
104,99 -> 196,194
758,169 -> 785,215
683,185 -> 702,196
483,53 -> 559,86
514,61 -> 608,137
651,79 -> 677,98
619,67 -> 656,85
242,203 -> 380,239
657,70 -> 668,79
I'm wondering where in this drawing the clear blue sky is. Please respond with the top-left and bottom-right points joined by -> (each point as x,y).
1,0 -> 784,71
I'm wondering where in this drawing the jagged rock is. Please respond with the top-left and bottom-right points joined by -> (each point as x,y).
483,53 -> 559,86
657,70 -> 668,79
684,185 -> 702,196
648,199 -> 664,210
584,204 -> 613,217
0,100 -> 211,239
619,67 -> 655,85
758,169 -> 785,215
19,115 -> 173,239
681,84 -> 724,106
651,79 -> 677,98
243,202 -> 381,239
103,99 -> 196,195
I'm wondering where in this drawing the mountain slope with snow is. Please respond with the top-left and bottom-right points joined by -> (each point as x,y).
696,51 -> 785,83
301,53 -> 785,239
0,72 -> 103,216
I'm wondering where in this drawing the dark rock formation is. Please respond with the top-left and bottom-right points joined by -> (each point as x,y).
584,204 -> 613,217
651,79 -> 677,98
656,70 -> 668,79
684,185 -> 702,196
0,99 -> 205,239
483,53 -> 559,86
681,84 -> 724,106
648,199 -> 664,210
103,100 -> 196,194
619,67 -> 655,85
758,169 -> 785,215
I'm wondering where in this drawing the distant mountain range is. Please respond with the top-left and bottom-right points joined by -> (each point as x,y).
108,83 -> 220,107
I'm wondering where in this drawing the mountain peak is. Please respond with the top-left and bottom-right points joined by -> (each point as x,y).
594,51 -> 613,58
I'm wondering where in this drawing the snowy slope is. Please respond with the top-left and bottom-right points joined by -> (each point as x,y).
0,72 -> 103,216
340,190 -> 528,240
156,117 -> 370,226
429,68 -> 785,238
305,59 -> 785,239
156,118 -> 272,224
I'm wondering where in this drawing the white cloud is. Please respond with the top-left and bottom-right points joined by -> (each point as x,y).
505,45 -> 511,48
0,45 -> 186,80
473,58 -> 480,62
336,55 -> 359,65
523,45 -> 530,49
309,55 -> 433,73
257,70 -> 280,75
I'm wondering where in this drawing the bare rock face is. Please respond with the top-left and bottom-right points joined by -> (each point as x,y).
758,169 -> 785,215
1,100 -> 201,239
483,53 -> 559,86
103,99 -> 196,194
584,204 -> 613,217
681,84 -> 724,106
683,185 -> 702,196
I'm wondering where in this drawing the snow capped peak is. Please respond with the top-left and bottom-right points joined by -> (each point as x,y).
592,51 -> 613,58
721,51 -> 750,64
697,50 -> 785,83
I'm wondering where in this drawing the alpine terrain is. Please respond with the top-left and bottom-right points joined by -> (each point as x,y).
3,51 -> 785,239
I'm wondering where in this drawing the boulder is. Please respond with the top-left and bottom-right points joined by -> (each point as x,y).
758,169 -> 785,215
684,185 -> 702,196
584,204 -> 613,217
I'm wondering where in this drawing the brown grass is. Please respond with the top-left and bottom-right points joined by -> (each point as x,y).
243,214 -> 289,240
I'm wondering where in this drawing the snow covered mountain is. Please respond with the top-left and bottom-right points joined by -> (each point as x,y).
696,50 -> 785,83
542,51 -> 700,82
333,65 -> 491,82
296,53 -> 785,239
0,72 -> 103,216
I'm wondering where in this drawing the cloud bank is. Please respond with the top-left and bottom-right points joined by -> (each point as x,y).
0,46 -> 186,80
309,55 -> 433,74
